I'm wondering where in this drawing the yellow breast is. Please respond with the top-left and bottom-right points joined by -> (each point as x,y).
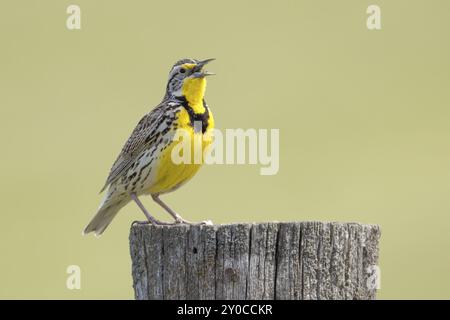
149,107 -> 214,195
148,75 -> 215,195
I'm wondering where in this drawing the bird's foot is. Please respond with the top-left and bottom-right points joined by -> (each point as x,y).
174,218 -> 213,226
132,219 -> 175,226
132,220 -> 153,226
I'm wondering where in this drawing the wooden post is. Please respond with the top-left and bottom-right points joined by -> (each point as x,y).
129,222 -> 381,300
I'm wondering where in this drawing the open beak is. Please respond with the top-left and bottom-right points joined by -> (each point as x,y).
192,58 -> 215,78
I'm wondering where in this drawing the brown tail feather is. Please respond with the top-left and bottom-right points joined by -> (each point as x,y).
83,201 -> 126,236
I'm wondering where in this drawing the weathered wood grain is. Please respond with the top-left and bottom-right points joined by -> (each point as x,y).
129,222 -> 381,300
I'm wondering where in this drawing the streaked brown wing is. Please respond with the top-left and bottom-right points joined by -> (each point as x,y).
100,102 -> 173,192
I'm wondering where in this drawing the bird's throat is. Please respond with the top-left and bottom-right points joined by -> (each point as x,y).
181,77 -> 206,113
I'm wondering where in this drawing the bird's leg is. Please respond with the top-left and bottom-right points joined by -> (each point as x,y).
130,193 -> 173,226
151,194 -> 213,225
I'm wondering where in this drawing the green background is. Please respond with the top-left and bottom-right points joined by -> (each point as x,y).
1,0 -> 449,299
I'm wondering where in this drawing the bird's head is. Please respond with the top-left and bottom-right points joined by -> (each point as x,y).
165,58 -> 215,104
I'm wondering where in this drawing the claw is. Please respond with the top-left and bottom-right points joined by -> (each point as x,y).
174,219 -> 214,226
132,220 -> 152,226
132,219 -> 175,226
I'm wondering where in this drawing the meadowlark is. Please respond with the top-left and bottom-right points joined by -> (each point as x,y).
83,58 -> 215,236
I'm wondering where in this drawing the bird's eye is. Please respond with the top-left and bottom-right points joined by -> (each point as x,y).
179,68 -> 186,74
